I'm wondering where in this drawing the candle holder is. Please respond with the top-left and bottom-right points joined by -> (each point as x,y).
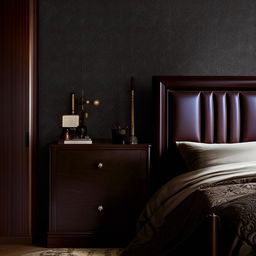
128,76 -> 138,144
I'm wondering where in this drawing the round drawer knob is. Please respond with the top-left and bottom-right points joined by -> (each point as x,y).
98,205 -> 104,212
97,162 -> 103,168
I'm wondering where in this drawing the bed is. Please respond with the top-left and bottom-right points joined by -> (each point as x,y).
121,76 -> 256,256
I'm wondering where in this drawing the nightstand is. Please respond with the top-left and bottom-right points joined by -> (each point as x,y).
47,143 -> 151,247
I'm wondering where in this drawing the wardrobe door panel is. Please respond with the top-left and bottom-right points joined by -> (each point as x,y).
0,0 -> 36,241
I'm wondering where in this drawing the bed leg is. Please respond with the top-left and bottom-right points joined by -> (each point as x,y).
209,212 -> 219,256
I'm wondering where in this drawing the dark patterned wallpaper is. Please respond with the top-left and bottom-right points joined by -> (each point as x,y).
37,0 -> 256,241
39,0 -> 256,145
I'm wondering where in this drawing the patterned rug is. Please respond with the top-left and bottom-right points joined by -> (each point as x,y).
21,248 -> 123,256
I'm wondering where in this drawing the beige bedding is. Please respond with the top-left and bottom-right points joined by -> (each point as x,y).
176,141 -> 256,171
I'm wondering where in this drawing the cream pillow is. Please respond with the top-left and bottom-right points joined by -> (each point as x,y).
176,141 -> 256,171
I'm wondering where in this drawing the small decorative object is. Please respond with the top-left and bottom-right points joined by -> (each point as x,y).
69,92 -> 79,138
60,90 -> 100,144
128,76 -> 138,144
71,92 -> 76,114
112,125 -> 128,144
61,92 -> 79,140
62,115 -> 79,128
76,112 -> 87,139
76,89 -> 100,139
64,128 -> 71,140
61,115 -> 79,140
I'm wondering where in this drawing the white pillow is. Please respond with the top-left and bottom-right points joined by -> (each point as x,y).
176,141 -> 256,171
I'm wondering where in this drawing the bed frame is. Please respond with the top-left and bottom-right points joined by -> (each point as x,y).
152,76 -> 256,256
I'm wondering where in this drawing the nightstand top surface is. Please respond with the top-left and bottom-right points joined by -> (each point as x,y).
50,142 -> 151,150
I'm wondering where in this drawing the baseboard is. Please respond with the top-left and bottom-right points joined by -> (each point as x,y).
0,236 -> 32,244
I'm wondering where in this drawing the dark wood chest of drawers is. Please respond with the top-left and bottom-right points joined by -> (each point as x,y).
47,144 -> 150,247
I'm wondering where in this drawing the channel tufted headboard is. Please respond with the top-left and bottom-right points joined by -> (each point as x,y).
152,76 -> 256,188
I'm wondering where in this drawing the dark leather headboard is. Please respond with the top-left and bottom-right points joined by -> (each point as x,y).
152,76 -> 256,189
169,91 -> 256,143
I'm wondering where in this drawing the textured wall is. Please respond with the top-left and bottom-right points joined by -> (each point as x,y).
37,0 -> 256,240
39,0 -> 256,145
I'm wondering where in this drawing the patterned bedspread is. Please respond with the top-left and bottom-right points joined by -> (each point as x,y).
121,164 -> 256,256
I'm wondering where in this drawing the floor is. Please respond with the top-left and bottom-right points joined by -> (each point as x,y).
0,244 -> 48,256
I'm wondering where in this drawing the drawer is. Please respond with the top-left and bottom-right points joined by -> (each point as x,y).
54,200 -> 138,233
55,149 -> 144,175
53,149 -> 148,202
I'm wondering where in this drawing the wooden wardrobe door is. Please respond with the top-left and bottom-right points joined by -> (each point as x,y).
0,0 -> 37,242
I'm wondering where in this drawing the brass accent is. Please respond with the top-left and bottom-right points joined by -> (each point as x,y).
131,90 -> 135,136
93,99 -> 100,106
80,90 -> 100,110
74,89 -> 100,138
129,76 -> 138,144
71,92 -> 75,114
